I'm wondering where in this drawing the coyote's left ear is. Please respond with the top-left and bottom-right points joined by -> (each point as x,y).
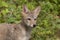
33,6 -> 41,18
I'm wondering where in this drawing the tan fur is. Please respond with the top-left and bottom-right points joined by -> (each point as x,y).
0,5 -> 41,40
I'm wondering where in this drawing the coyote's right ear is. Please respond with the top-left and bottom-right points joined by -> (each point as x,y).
22,5 -> 29,13
21,5 -> 30,17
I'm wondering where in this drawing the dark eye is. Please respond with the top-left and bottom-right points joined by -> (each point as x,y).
27,18 -> 31,20
34,19 -> 36,20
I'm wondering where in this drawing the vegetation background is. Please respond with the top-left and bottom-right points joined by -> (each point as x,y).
0,0 -> 60,40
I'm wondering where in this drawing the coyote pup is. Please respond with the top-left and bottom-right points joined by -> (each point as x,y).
0,5 -> 41,40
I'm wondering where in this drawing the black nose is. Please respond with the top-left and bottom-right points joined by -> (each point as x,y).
33,24 -> 36,27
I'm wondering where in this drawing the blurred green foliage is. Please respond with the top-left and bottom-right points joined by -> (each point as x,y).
0,0 -> 60,40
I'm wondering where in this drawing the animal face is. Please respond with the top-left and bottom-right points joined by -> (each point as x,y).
21,5 -> 41,28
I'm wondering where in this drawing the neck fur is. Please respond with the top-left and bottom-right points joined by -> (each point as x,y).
20,20 -> 33,32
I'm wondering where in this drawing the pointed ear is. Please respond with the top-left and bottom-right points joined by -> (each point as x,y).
22,5 -> 30,13
21,5 -> 30,17
33,6 -> 41,18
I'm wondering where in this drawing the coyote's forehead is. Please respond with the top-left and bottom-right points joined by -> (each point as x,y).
27,12 -> 36,18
